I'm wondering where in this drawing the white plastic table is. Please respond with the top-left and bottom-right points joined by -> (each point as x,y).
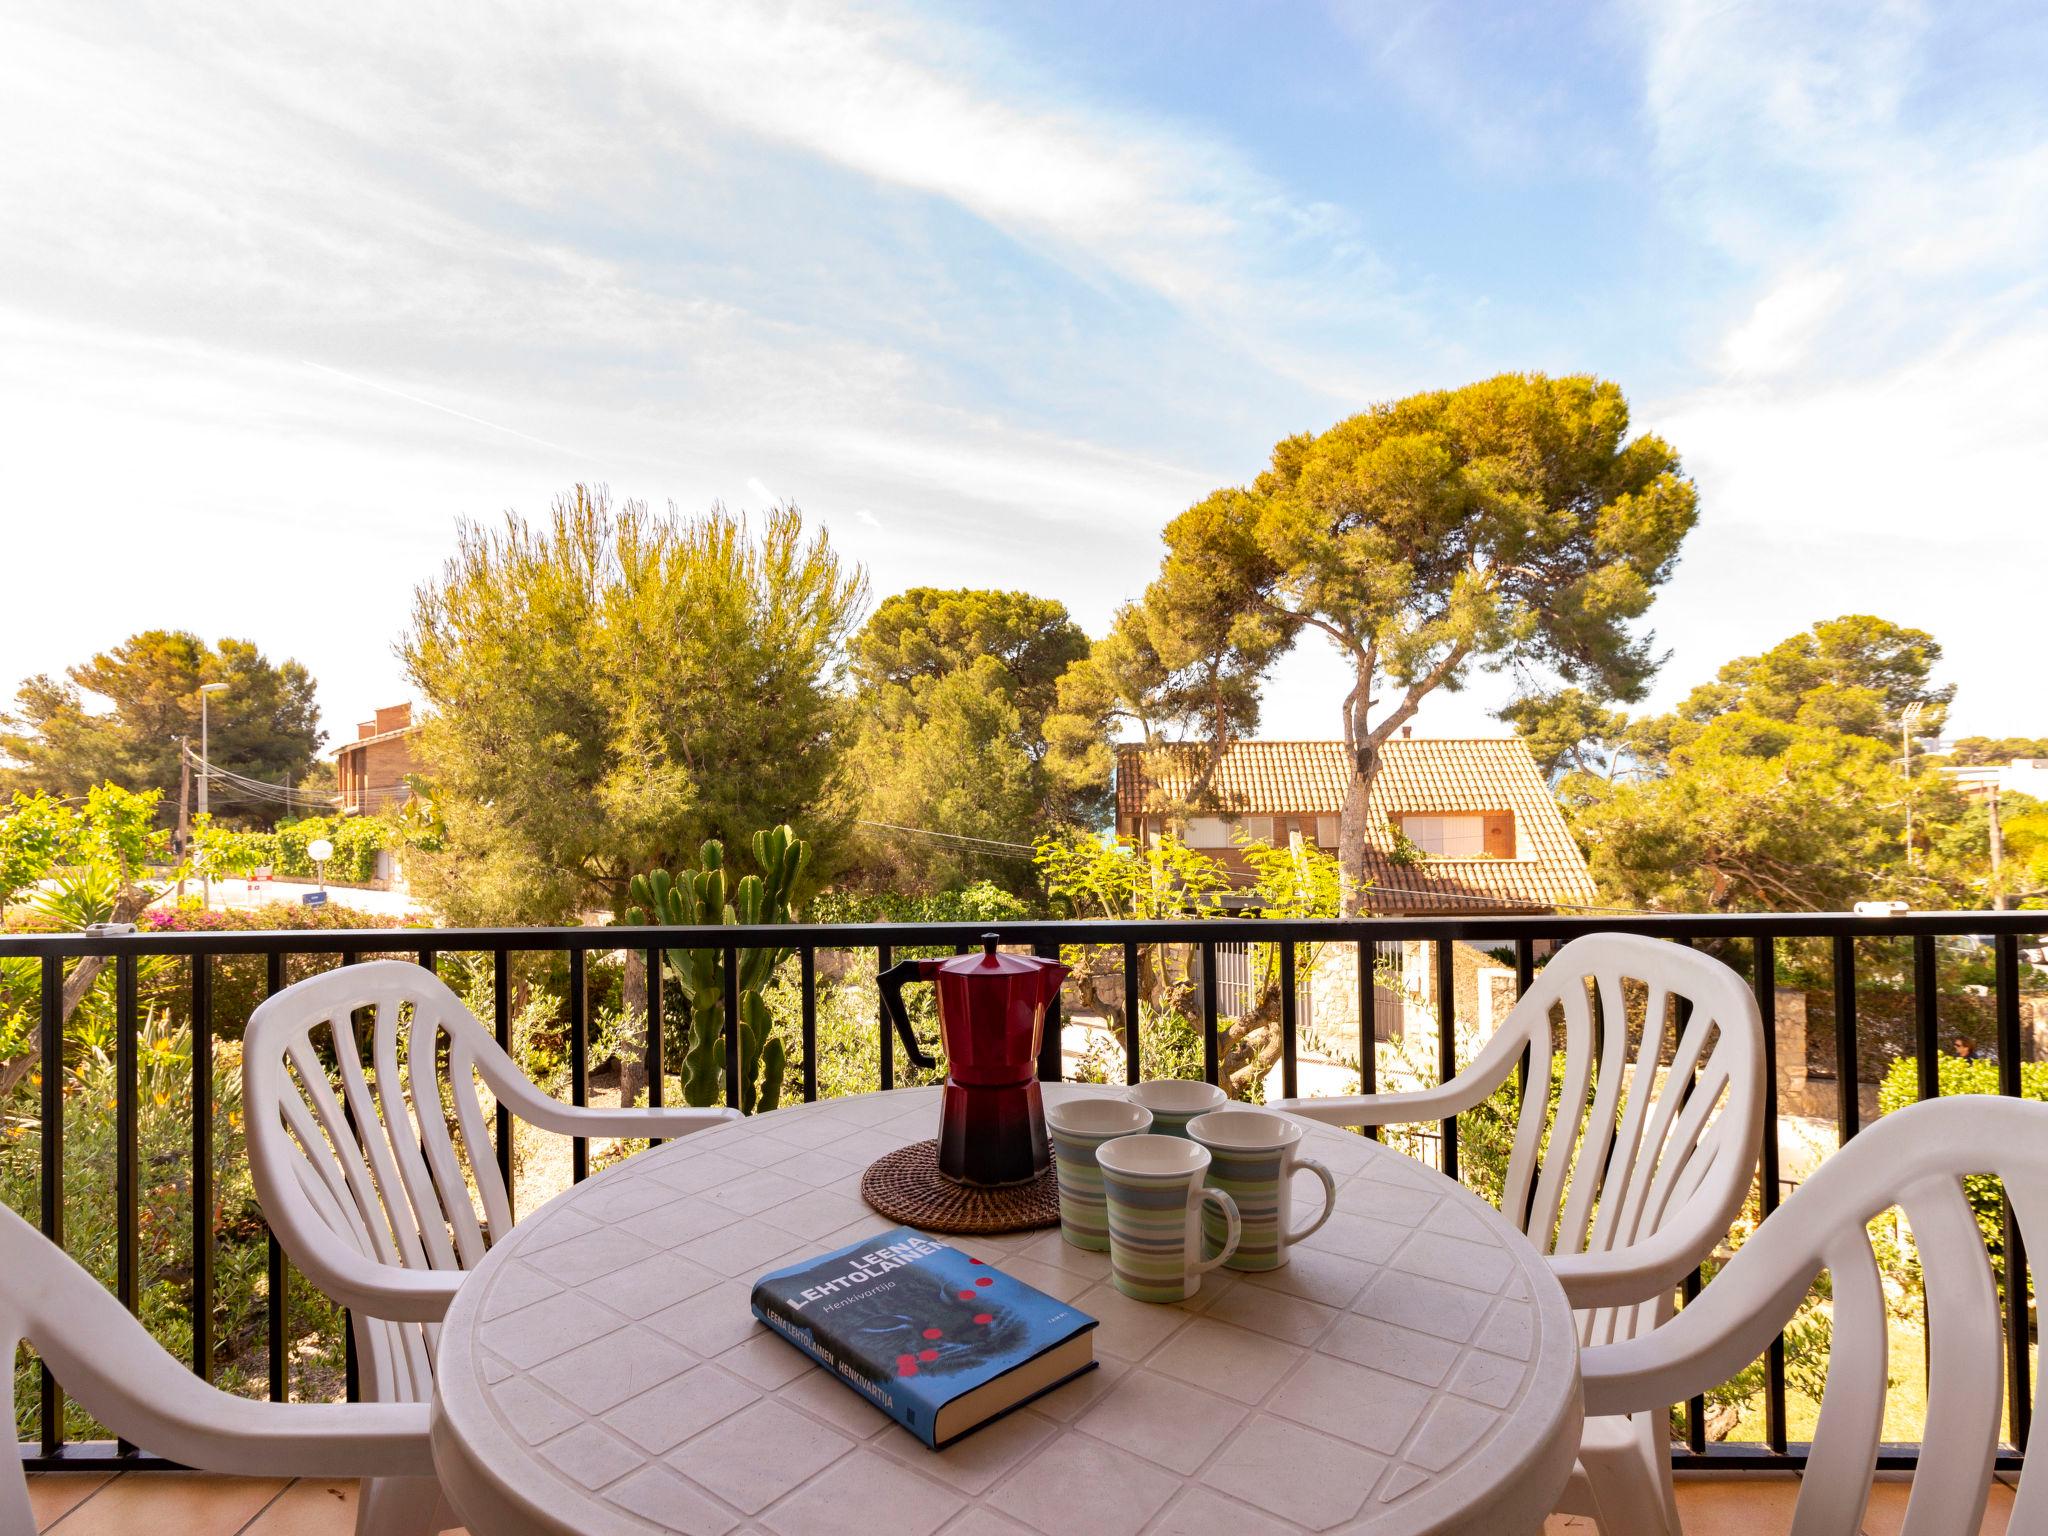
431,1084 -> 1582,1536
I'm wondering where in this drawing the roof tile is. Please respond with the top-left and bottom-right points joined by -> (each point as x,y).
1113,739 -> 1601,914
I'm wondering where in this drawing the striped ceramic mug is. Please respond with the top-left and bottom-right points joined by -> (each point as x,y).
1095,1133 -> 1241,1303
1127,1079 -> 1226,1138
1188,1109 -> 1336,1271
1045,1098 -> 1153,1251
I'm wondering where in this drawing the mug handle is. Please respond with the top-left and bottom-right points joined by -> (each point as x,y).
1192,1188 -> 1241,1274
1286,1157 -> 1337,1244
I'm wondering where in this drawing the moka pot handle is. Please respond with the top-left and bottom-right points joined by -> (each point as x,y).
877,957 -> 940,1070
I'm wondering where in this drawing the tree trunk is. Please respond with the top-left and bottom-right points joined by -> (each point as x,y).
1219,982 -> 1286,1098
1337,771 -> 1372,915
1337,651 -> 1377,914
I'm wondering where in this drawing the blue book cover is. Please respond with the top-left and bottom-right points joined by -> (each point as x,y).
750,1226 -> 1097,1448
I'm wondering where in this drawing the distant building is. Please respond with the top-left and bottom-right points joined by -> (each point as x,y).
335,703 -> 421,815
1944,759 -> 2048,803
1113,735 -> 1600,915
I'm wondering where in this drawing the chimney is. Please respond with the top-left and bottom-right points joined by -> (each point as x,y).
1401,726 -> 1412,739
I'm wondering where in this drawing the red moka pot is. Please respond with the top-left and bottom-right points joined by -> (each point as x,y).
878,934 -> 1068,1187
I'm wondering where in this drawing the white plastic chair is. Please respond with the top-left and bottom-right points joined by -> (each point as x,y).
0,1203 -> 434,1536
243,960 -> 736,1518
1587,1093 -> 2048,1533
1274,931 -> 1765,1534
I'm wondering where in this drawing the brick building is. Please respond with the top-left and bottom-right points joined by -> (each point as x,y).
335,703 -> 421,815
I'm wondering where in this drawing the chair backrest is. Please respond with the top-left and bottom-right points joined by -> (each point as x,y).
244,960 -> 531,1403
1459,932 -> 1765,1344
0,1204 -> 430,1530
1584,1095 -> 2048,1536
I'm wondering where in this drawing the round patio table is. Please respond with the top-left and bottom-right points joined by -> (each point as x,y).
431,1083 -> 1582,1536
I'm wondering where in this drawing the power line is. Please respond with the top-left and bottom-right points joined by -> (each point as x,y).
857,820 -> 1038,858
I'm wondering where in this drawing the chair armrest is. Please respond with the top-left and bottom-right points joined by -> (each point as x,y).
1549,1199 -> 1757,1310
275,1237 -> 465,1322
1271,1064 -> 1512,1130
136,1393 -> 437,1480
518,1102 -> 743,1138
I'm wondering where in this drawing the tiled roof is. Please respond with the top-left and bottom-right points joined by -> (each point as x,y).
1114,738 -> 1602,914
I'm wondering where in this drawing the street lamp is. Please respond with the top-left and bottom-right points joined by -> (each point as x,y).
306,837 -> 334,904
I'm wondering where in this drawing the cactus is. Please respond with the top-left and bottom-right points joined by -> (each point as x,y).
625,825 -> 809,1114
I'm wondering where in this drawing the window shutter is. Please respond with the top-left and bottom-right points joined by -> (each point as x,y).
1483,812 -> 1515,859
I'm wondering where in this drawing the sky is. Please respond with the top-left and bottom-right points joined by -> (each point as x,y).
2,0 -> 2045,751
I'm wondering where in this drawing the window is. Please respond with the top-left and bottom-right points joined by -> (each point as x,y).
1236,815 -> 1275,843
1184,816 -> 1230,848
1314,815 -> 1339,847
1399,813 -> 1488,858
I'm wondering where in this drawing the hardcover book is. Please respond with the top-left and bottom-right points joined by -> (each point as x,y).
749,1226 -> 1097,1448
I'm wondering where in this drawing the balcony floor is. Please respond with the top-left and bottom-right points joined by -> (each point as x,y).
20,1471 -> 2022,1533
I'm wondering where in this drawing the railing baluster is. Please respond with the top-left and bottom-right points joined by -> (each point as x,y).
569,948 -> 588,1180
1436,939 -> 1457,1180
38,954 -> 64,1455
1669,939 -> 1708,1457
1913,934 -> 1939,1100
337,947 -> 362,1408
877,943 -> 894,1091
1201,939 -> 1220,1089
646,945 -> 665,1118
1123,940 -> 1141,1086
1355,941 -> 1376,1137
265,951 -> 287,1405
1998,931 -> 2029,1451
1753,934 -> 1787,1457
114,953 -> 138,1457
493,948 -> 513,1221
1911,931 -> 1939,1436
799,947 -> 818,1103
1514,937 -> 1534,1101
1033,941 -> 1063,1083
722,942 -> 741,1111
1682,1266 -> 1706,1454
191,954 -> 214,1385
1279,940 -> 1299,1101
1832,934 -> 1859,1141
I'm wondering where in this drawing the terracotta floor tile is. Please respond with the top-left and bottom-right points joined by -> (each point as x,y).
1861,1476 -> 2012,1535
238,1479 -> 356,1535
1672,1474 -> 1802,1534
26,1473 -> 112,1530
40,1472 -> 286,1535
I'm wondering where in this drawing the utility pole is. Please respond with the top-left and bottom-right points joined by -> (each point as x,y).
1902,701 -> 1925,869
1990,785 -> 2007,912
175,737 -> 191,903
198,682 -> 229,908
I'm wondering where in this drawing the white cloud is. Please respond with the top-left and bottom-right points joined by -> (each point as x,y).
1717,269 -> 1846,378
744,477 -> 779,508
1631,0 -> 2048,729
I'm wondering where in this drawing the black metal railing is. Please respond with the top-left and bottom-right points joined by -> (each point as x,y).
3,909 -> 2043,1474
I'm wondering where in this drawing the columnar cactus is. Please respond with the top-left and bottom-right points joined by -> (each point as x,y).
625,826 -> 809,1115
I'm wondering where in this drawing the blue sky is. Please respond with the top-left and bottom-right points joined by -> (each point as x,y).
3,0 -> 2045,748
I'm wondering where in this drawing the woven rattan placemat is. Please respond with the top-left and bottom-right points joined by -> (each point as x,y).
860,1139 -> 1060,1236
